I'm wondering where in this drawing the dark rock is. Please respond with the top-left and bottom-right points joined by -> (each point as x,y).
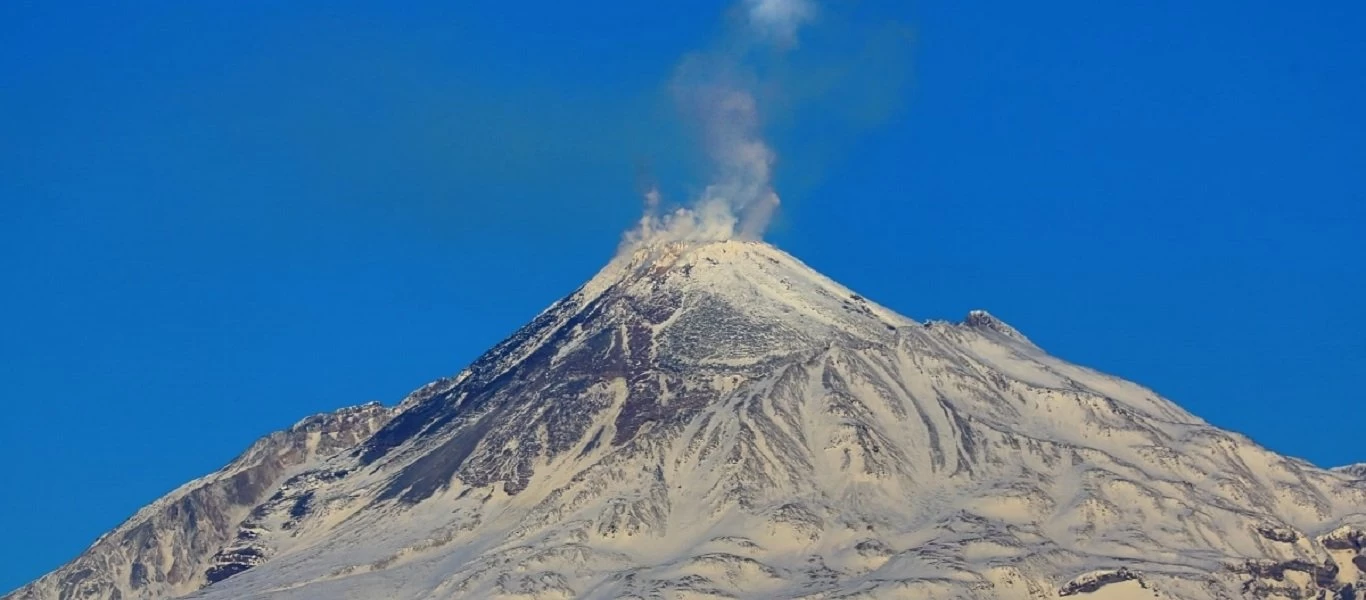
1060,568 -> 1139,596
1324,529 -> 1366,551
289,491 -> 315,520
204,563 -> 253,585
128,562 -> 148,589
1258,525 -> 1300,543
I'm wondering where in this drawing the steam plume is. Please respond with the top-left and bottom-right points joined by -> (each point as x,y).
624,0 -> 816,250
745,0 -> 816,46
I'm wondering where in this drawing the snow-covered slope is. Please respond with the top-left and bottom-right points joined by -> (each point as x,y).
1334,464 -> 1366,481
5,402 -> 391,600
8,240 -> 1366,600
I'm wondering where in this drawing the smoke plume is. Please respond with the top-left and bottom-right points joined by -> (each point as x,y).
745,0 -> 817,46
624,0 -> 817,250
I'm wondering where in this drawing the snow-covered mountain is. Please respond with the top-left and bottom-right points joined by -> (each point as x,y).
8,240 -> 1366,600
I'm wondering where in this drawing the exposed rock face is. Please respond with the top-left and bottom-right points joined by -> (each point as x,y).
1336,464 -> 1366,481
5,403 -> 391,600
7,240 -> 1366,599
1058,568 -> 1140,596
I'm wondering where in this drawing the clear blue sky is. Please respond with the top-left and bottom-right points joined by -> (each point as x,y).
2,0 -> 1362,591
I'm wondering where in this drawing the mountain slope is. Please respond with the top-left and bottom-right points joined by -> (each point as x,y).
5,403 -> 392,600
8,240 -> 1366,600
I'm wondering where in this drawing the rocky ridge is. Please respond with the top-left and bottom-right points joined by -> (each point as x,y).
8,240 -> 1366,600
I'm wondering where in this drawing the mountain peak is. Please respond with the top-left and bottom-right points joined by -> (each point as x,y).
12,242 -> 1366,600
962,309 -> 1033,345
598,239 -> 800,287
1333,463 -> 1366,480
573,240 -> 913,348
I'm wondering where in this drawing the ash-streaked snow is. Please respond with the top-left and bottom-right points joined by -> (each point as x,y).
8,241 -> 1366,600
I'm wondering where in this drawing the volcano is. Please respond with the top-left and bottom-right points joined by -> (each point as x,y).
9,240 -> 1366,600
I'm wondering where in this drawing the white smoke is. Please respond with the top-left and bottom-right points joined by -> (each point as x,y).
745,0 -> 816,46
623,0 -> 815,251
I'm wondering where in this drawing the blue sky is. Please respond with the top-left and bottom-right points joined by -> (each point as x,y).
2,0 -> 1362,591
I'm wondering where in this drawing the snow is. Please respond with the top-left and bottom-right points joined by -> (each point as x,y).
9,240 -> 1366,600
1068,579 -> 1153,599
